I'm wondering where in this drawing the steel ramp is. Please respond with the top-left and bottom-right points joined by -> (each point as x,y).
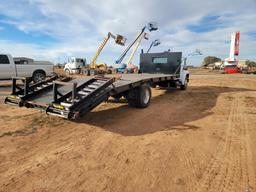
46,77 -> 115,119
4,75 -> 70,107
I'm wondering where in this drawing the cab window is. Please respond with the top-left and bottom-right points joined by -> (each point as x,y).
0,55 -> 10,64
152,57 -> 168,64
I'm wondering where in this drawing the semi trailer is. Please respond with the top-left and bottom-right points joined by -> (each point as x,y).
5,51 -> 189,120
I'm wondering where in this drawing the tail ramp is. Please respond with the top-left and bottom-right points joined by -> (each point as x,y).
5,76 -> 115,119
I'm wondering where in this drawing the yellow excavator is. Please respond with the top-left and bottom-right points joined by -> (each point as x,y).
85,32 -> 126,76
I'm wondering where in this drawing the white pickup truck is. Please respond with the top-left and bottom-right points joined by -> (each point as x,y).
0,54 -> 54,83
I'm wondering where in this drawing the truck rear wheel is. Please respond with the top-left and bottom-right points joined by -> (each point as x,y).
83,69 -> 90,76
32,70 -> 46,83
90,69 -> 97,76
127,84 -> 151,108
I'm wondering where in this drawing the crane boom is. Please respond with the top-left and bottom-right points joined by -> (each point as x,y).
90,32 -> 125,69
125,32 -> 147,65
147,39 -> 161,53
90,33 -> 113,68
115,22 -> 158,65
115,27 -> 146,64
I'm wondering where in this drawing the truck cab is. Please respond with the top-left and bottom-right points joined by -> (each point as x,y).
0,54 -> 16,79
64,57 -> 86,75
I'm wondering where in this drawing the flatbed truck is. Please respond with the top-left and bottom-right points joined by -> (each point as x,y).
5,51 -> 189,120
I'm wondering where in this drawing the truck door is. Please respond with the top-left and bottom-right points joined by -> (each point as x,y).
0,55 -> 16,79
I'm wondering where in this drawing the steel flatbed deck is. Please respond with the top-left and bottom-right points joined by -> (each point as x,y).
5,73 -> 181,119
110,73 -> 179,94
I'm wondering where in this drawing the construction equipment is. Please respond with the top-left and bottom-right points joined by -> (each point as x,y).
224,31 -> 240,74
114,22 -> 158,73
147,39 -> 161,53
85,32 -> 126,76
125,33 -> 149,73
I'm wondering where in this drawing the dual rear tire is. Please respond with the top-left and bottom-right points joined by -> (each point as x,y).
126,79 -> 188,108
126,84 -> 151,108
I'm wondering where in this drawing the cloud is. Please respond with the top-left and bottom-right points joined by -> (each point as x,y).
0,0 -> 255,65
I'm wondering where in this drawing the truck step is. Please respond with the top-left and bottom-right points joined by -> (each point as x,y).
88,85 -> 99,89
78,91 -> 89,96
91,82 -> 103,86
83,88 -> 94,92
96,80 -> 108,84
42,84 -> 48,87
60,102 -> 72,108
66,98 -> 80,102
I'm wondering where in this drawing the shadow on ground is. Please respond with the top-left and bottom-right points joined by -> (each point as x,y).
75,86 -> 253,136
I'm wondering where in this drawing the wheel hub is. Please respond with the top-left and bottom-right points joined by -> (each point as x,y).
143,88 -> 150,104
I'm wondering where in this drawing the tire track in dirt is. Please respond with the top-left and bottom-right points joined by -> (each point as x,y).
240,96 -> 256,192
195,97 -> 236,192
173,141 -> 198,192
215,96 -> 245,192
197,95 -> 255,192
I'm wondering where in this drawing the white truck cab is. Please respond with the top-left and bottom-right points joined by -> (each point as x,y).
64,57 -> 86,75
0,54 -> 54,83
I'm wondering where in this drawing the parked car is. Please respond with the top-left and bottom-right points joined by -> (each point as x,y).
0,54 -> 54,83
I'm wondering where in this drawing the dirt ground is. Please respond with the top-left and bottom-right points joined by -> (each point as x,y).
0,70 -> 256,192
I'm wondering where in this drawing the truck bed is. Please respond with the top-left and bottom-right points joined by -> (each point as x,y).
5,73 -> 180,119
26,78 -> 91,105
112,73 -> 178,91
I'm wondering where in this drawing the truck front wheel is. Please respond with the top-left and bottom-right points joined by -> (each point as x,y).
32,71 -> 46,83
180,78 -> 188,90
65,69 -> 71,75
127,84 -> 151,108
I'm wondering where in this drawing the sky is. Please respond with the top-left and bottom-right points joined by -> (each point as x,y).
0,0 -> 256,66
